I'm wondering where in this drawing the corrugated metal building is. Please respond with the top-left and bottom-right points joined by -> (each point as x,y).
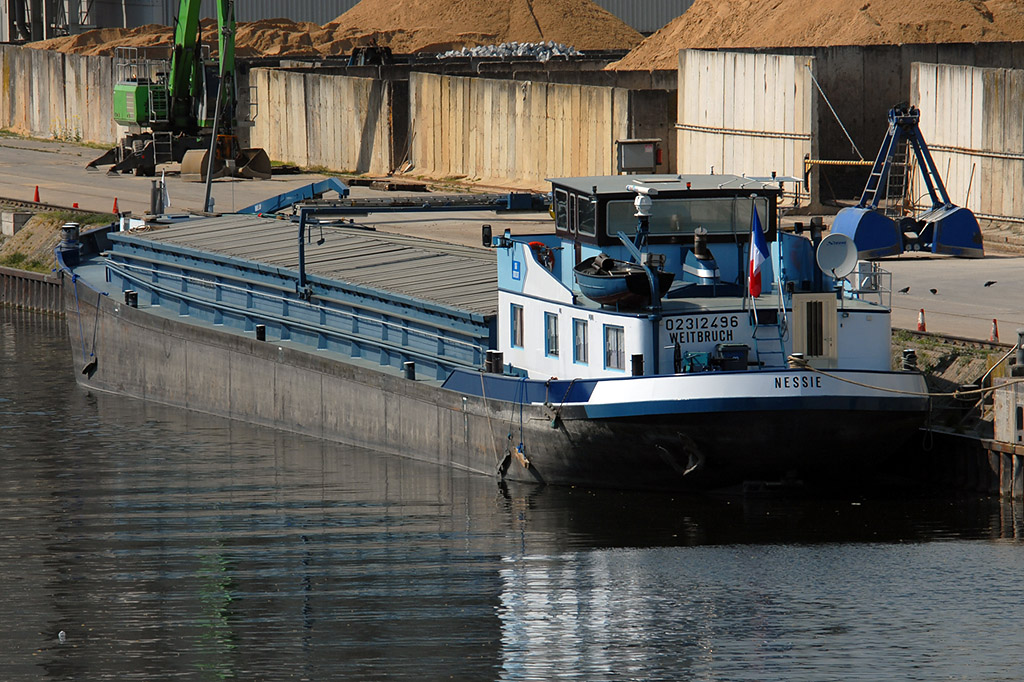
3,0 -> 692,42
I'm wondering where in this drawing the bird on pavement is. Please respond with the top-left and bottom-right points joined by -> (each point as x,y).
897,286 -> 910,294
984,280 -> 997,287
929,288 -> 938,295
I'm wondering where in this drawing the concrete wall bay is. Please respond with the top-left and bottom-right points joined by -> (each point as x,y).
249,68 -> 395,175
913,62 -> 1024,229
0,45 -> 117,144
409,72 -> 635,189
677,43 -> 1024,209
676,50 -> 815,207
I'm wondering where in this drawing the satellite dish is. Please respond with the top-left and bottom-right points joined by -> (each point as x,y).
816,233 -> 858,279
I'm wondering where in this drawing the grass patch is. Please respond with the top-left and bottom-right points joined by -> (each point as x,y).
39,210 -> 116,226
0,127 -> 110,150
0,251 -> 50,273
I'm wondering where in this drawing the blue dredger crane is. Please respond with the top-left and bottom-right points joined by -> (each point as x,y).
831,104 -> 983,259
87,0 -> 269,180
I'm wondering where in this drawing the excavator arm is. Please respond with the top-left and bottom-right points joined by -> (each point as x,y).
167,0 -> 203,131
167,0 -> 236,133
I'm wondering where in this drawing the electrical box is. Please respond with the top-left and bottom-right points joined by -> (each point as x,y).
616,139 -> 661,174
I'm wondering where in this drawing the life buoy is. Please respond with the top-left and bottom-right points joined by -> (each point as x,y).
528,241 -> 555,270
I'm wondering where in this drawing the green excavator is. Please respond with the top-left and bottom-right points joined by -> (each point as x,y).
87,0 -> 270,180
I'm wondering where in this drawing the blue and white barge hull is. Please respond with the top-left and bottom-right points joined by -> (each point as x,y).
59,174 -> 930,493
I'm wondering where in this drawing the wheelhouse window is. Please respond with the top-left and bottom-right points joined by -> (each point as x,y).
604,325 -> 624,371
573,318 -> 588,364
511,304 -> 524,348
578,196 -> 596,236
607,196 -> 770,238
544,312 -> 559,357
553,189 -> 569,232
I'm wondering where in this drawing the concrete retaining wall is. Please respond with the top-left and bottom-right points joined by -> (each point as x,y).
912,62 -> 1024,227
677,50 -> 815,206
409,72 -> 644,189
249,67 -> 397,175
677,43 -> 1024,208
0,45 -> 116,144
6,42 -> 1024,203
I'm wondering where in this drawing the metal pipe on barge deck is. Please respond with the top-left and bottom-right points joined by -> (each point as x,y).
296,207 -> 311,299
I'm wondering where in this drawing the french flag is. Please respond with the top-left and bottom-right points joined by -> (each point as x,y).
748,208 -> 768,298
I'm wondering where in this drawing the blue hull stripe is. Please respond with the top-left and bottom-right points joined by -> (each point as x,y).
583,395 -> 926,418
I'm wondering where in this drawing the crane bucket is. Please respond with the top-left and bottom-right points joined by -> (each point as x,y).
180,148 -> 227,182
179,146 -> 270,182
830,207 -> 902,260
237,148 -> 271,180
916,205 -> 984,258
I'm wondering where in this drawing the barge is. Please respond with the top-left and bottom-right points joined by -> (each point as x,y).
59,174 -> 929,492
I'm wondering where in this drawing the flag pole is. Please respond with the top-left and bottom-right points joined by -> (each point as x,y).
749,195 -> 759,325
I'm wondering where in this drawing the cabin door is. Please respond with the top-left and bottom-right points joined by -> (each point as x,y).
791,293 -> 838,369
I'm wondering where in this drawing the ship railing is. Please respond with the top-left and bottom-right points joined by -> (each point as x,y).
113,46 -> 169,87
844,261 -> 892,308
104,258 -> 486,376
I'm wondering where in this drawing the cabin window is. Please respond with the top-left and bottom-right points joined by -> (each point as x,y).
604,325 -> 624,371
569,194 -> 577,234
511,304 -> 524,348
554,189 -> 568,231
573,318 -> 588,364
545,312 -> 559,357
578,196 -> 596,236
607,196 -> 770,238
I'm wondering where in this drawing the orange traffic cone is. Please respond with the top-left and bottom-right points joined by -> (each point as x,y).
990,318 -> 999,343
917,309 -> 926,332
33,185 -> 39,202
112,197 -> 119,214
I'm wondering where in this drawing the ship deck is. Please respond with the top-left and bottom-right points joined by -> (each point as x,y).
129,212 -> 522,318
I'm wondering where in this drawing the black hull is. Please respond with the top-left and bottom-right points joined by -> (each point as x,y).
502,406 -> 926,492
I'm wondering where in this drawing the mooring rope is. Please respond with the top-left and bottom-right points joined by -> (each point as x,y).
71,275 -> 87,363
553,377 -> 578,420
786,352 -> 1024,399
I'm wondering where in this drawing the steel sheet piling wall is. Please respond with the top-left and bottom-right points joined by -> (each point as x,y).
0,266 -> 63,313
913,62 -> 1024,227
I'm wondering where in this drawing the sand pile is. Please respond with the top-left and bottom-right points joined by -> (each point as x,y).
611,0 -> 1024,71
235,18 -> 322,57
29,18 -> 324,58
28,0 -> 641,58
31,24 -> 173,56
317,0 -> 641,53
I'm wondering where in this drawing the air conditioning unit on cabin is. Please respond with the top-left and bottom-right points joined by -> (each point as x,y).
791,293 -> 838,369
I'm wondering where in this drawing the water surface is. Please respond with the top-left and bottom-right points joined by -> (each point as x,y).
2,308 -> 1024,681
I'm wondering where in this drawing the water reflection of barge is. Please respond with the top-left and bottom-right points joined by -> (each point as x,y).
59,174 -> 928,492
